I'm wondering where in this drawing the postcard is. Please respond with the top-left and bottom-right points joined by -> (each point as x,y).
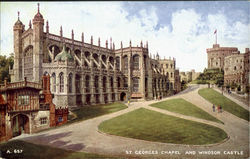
0,1 -> 249,159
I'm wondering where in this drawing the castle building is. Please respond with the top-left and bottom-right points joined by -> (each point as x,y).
10,5 -> 181,109
224,48 -> 250,91
207,44 -> 249,92
206,44 -> 238,70
179,70 -> 201,83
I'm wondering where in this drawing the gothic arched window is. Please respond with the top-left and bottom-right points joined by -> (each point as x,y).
133,54 -> 140,70
52,73 -> 56,93
124,56 -> 128,70
85,75 -> 90,93
59,72 -> 64,93
110,77 -> 114,92
115,56 -> 120,70
124,77 -> 128,88
103,76 -> 106,92
117,77 -> 120,88
133,77 -> 140,92
94,76 -> 99,93
75,74 -> 81,93
68,73 -> 73,93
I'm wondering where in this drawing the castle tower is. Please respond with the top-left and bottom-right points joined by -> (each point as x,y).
32,3 -> 44,82
13,11 -> 25,82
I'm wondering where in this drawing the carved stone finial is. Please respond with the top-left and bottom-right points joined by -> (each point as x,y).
60,26 -> 63,36
71,29 -> 74,39
29,20 -> 32,28
81,32 -> 84,42
37,3 -> 40,13
46,20 -> 49,32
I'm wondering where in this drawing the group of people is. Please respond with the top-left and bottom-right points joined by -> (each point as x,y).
212,104 -> 223,113
154,96 -> 162,100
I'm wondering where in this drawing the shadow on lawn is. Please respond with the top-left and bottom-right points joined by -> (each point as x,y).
23,131 -> 85,151
0,131 -> 86,159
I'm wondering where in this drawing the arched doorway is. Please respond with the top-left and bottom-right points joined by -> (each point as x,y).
120,92 -> 126,101
12,114 -> 29,137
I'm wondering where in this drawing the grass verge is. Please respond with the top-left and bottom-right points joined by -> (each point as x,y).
99,108 -> 228,145
150,98 -> 223,124
198,88 -> 249,121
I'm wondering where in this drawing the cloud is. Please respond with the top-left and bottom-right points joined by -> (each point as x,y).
0,2 -> 249,72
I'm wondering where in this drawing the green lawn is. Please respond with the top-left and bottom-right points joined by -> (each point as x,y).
198,88 -> 249,121
0,140 -> 120,159
69,102 -> 128,123
99,108 -> 228,145
150,98 -> 223,124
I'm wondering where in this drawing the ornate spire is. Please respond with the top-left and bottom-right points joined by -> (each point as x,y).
37,3 -> 40,13
140,40 -> 143,47
46,20 -> 49,33
29,20 -> 32,28
60,26 -> 63,37
121,41 -> 123,49
91,36 -> 93,45
113,42 -> 115,50
33,3 -> 43,20
81,32 -> 84,42
71,29 -> 74,40
106,40 -> 108,48
98,37 -> 100,46
110,37 -> 112,49
15,11 -> 23,26
146,41 -> 148,48
129,40 -> 132,47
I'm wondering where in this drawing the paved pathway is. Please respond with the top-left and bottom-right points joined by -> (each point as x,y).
16,85 -> 249,159
212,87 -> 249,110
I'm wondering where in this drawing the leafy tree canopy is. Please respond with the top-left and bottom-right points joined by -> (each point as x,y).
0,54 -> 14,83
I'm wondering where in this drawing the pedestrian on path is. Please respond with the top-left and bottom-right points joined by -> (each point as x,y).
217,105 -> 220,113
128,100 -> 130,106
219,106 -> 222,113
212,104 -> 215,112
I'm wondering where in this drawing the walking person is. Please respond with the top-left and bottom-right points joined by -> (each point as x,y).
217,105 -> 220,113
212,104 -> 215,112
219,106 -> 222,113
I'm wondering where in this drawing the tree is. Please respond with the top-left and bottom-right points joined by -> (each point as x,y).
0,54 -> 14,83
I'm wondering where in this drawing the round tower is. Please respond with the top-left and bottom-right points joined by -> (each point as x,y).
33,3 -> 44,82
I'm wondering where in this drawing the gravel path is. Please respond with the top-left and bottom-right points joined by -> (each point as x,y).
16,84 -> 249,159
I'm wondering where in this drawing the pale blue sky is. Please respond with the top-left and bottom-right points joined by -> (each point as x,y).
0,1 -> 249,72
